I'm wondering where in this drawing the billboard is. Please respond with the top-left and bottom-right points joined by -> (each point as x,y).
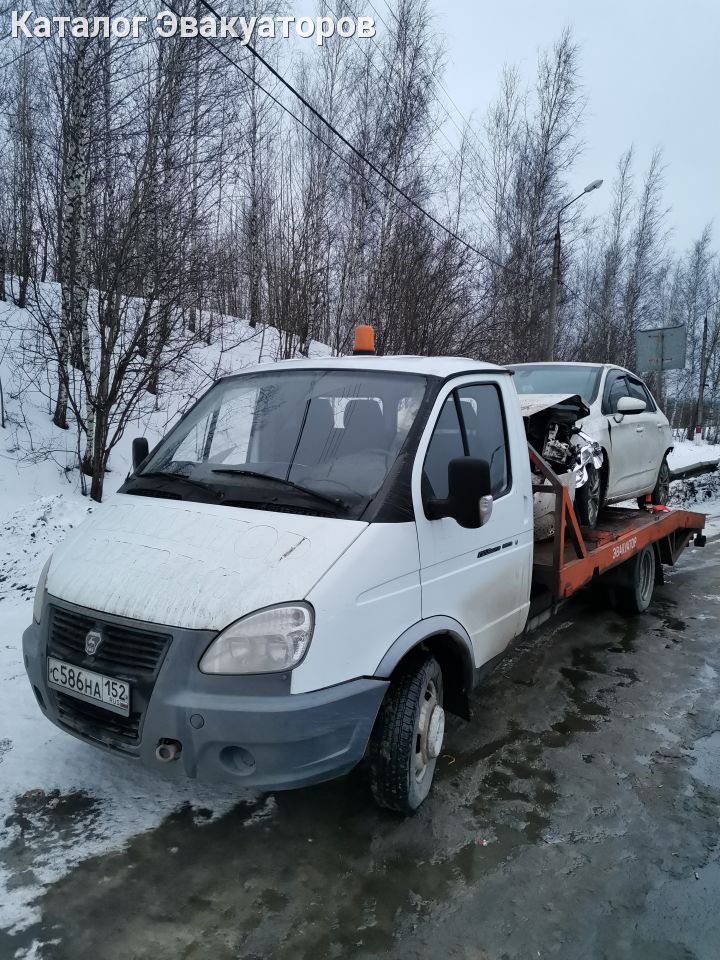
635,324 -> 687,372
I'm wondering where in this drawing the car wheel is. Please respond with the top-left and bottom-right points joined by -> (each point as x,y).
651,457 -> 671,505
368,654 -> 444,814
575,462 -> 601,528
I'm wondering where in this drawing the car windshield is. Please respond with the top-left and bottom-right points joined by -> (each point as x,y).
510,364 -> 601,405
139,368 -> 427,514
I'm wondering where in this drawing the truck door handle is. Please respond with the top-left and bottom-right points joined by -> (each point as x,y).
636,427 -> 644,433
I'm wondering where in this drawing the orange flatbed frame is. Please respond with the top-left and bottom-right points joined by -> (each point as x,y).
529,444 -> 706,601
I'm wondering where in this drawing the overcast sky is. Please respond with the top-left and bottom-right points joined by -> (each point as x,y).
428,0 -> 719,252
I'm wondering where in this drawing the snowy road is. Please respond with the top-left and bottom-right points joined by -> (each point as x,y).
2,505 -> 720,958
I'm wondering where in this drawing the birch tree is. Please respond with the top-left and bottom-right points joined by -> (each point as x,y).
53,26 -> 90,430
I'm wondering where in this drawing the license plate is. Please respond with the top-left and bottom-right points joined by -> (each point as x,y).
47,656 -> 130,717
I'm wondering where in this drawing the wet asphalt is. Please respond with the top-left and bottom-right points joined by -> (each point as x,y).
4,541 -> 720,960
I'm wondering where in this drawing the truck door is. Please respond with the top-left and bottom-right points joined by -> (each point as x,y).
413,378 -> 533,667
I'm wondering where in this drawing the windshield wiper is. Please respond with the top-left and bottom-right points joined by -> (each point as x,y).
210,468 -> 347,510
135,470 -> 224,500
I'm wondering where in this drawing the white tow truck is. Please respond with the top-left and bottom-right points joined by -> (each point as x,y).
23,329 -> 705,812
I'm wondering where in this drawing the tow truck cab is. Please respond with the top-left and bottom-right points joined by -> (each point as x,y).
24,354 -> 536,811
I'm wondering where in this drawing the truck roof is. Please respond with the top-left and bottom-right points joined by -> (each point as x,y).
223,354 -> 511,379
511,361 -> 616,371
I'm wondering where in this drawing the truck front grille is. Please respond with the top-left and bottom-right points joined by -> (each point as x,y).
49,606 -> 171,676
47,605 -> 172,750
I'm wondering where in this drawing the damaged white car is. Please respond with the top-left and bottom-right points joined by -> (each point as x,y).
512,362 -> 674,535
520,393 -> 604,536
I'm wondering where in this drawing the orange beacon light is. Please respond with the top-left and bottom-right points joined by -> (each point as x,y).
352,325 -> 376,355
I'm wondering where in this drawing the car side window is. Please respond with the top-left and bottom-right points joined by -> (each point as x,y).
604,372 -> 631,413
422,397 -> 465,499
626,377 -> 656,411
457,384 -> 511,497
422,384 -> 510,501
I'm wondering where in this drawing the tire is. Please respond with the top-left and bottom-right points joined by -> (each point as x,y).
575,462 -> 601,529
651,456 -> 671,506
368,654 -> 445,814
614,545 -> 656,615
638,457 -> 671,510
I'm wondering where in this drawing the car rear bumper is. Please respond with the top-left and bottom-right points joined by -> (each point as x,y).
23,598 -> 388,790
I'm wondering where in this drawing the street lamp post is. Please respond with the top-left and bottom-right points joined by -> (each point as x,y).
544,179 -> 603,361
692,296 -> 720,442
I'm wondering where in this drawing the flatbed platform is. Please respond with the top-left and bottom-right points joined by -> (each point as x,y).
533,506 -> 705,599
529,445 -> 706,602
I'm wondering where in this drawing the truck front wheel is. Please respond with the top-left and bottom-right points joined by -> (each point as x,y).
368,654 -> 445,813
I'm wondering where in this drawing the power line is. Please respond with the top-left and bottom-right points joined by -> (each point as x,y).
162,0 -> 469,247
367,0 -> 512,236
322,0 -> 489,239
194,0 -> 528,282
365,0 -> 505,244
370,0 -> 612,323
328,0 -> 480,179
369,0 -> 492,169
175,1 -> 597,330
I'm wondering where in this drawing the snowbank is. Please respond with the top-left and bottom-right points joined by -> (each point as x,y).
668,439 -> 720,475
669,470 -> 720,540
666,444 -> 720,538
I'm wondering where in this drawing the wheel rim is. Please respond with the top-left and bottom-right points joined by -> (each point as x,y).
658,462 -> 670,504
639,549 -> 654,602
414,678 -> 445,783
586,468 -> 600,526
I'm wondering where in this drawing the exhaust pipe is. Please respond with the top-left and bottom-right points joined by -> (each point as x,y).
156,739 -> 182,763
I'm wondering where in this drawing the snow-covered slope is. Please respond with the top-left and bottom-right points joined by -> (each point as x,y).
0,288 -> 332,516
0,290 -> 329,945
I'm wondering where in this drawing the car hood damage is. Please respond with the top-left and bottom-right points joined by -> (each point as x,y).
520,393 -> 604,490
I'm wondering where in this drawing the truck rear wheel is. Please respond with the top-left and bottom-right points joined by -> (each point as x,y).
614,545 -> 656,614
368,654 -> 444,813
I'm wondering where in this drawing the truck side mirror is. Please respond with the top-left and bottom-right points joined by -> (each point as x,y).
616,396 -> 646,415
132,437 -> 149,471
426,457 -> 493,529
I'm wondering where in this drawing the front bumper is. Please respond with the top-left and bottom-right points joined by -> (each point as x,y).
23,598 -> 389,790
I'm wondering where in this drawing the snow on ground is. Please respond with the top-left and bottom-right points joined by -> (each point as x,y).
668,438 -> 720,474
667,441 -> 720,538
0,290 -> 330,942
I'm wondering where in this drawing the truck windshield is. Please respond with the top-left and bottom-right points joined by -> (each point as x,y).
138,368 -> 427,515
510,364 -> 601,405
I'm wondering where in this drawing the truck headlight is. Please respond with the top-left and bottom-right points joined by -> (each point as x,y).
33,556 -> 52,624
199,603 -> 314,675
